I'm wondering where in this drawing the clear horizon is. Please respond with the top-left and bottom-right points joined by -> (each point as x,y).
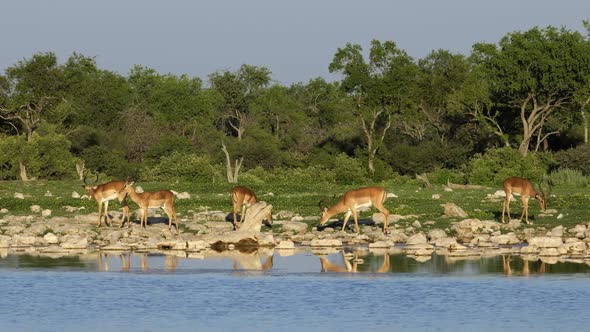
1,0 -> 589,85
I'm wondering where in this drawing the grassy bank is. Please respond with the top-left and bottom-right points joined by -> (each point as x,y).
1,180 -> 589,232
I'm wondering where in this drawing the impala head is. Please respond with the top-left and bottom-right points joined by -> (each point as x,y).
317,197 -> 332,225
81,172 -> 100,197
535,193 -> 546,211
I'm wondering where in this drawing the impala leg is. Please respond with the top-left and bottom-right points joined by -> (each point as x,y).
374,201 -> 390,234
504,197 -> 512,223
163,206 -> 173,232
119,200 -> 129,228
103,200 -> 111,226
523,197 -> 530,224
241,204 -> 247,226
352,209 -> 360,234
97,201 -> 103,227
520,197 -> 529,224
142,207 -> 148,228
342,211 -> 352,231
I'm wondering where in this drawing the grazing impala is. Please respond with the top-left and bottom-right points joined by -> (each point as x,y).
319,186 -> 390,234
501,176 -> 546,224
230,186 -> 258,230
82,174 -> 130,227
121,180 -> 179,233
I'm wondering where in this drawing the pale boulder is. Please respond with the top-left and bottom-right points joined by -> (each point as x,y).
30,205 -> 42,213
443,203 -> 468,218
282,221 -> 308,234
528,236 -> 563,248
310,238 -> 343,247
43,233 -> 59,244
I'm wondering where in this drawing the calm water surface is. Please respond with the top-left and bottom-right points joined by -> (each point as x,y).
1,248 -> 589,331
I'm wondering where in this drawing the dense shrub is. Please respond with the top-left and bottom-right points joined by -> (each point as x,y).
427,168 -> 466,185
140,152 -> 221,183
81,146 -> 137,179
467,147 -> 546,185
332,153 -> 367,185
0,133 -> 76,180
386,142 -> 442,175
554,144 -> 590,175
548,168 -> 589,187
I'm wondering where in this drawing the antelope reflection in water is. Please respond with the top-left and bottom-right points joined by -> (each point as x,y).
96,252 -> 179,272
230,249 -> 274,272
502,255 -> 546,276
319,250 -> 390,273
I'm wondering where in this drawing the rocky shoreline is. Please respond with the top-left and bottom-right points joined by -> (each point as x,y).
1,207 -> 590,263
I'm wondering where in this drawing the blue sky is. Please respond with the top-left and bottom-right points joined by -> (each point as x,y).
1,0 -> 589,85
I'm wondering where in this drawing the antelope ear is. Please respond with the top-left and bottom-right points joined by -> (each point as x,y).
323,207 -> 328,213
92,186 -> 98,190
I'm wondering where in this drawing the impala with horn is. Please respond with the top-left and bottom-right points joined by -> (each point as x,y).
82,173 -> 130,227
319,186 -> 390,234
120,179 -> 179,233
501,176 -> 547,224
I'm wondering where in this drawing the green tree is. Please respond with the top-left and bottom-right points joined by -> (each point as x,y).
473,26 -> 590,156
329,40 -> 416,177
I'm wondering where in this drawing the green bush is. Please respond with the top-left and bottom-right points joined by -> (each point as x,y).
467,147 -> 546,185
333,153 -> 367,185
0,133 -> 76,180
554,144 -> 590,175
427,168 -> 466,185
141,152 -> 222,183
548,168 -> 589,187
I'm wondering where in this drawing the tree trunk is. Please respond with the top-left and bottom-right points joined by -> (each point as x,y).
582,110 -> 588,144
19,160 -> 29,181
222,142 -> 243,183
75,161 -> 85,181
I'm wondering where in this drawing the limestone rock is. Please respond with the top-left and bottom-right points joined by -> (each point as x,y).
428,229 -> 447,242
275,210 -> 295,219
12,235 -> 41,246
239,201 -> 273,232
528,236 -> 563,248
30,205 -> 42,213
204,221 -> 234,231
432,194 -> 441,200
71,191 -> 81,199
14,192 -> 25,199
0,208 -> 8,214
490,233 -> 520,245
412,220 -> 422,229
282,221 -> 308,234
406,233 -> 428,245
60,235 -> 89,249
42,209 -> 52,217
549,225 -> 564,238
43,233 -> 59,244
175,192 -> 191,200
310,238 -> 343,247
0,235 -> 11,247
369,241 -> 391,248
275,240 -> 295,249
443,203 -> 468,218
187,240 -> 209,251
539,248 -> 560,257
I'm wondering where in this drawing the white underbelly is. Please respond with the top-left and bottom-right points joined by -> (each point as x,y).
353,201 -> 372,212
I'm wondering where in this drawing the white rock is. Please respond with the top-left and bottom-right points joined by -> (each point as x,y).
428,229 -> 447,242
431,194 -> 441,200
275,240 -> 295,249
444,187 -> 453,192
539,248 -> 560,257
187,240 -> 209,251
44,191 -> 53,197
30,205 -> 42,213
490,233 -> 521,245
0,208 -> 8,214
528,236 -> 563,248
550,225 -> 564,237
492,190 -> 507,197
71,191 -> 81,198
310,238 -> 343,247
443,203 -> 468,218
412,220 -> 422,229
42,209 -> 52,217
43,233 -> 59,244
406,233 -> 428,245
368,241 -> 391,248
14,192 -> 25,199
386,193 -> 398,198
135,186 -> 144,193
282,221 -> 308,234
290,215 -> 304,222
176,192 -> 191,200
556,213 -> 564,220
